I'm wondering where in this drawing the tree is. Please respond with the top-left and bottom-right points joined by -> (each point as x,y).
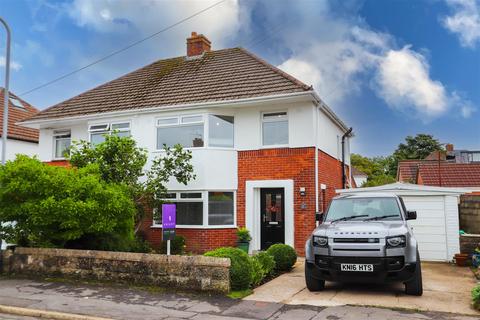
393,134 -> 443,160
390,134 -> 443,176
0,156 -> 136,248
351,153 -> 396,187
69,134 -> 195,231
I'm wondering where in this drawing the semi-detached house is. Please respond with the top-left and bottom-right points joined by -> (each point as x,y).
20,33 -> 352,255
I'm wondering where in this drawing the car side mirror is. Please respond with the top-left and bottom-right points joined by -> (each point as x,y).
315,212 -> 324,222
406,210 -> 417,220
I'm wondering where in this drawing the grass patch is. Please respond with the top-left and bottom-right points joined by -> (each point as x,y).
227,288 -> 253,299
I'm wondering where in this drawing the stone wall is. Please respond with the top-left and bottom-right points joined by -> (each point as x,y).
459,195 -> 480,234
1,247 -> 230,293
460,234 -> 480,257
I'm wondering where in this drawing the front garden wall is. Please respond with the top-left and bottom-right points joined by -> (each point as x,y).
1,247 -> 230,293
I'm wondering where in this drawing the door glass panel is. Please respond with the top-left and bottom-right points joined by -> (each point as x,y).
265,192 -> 283,223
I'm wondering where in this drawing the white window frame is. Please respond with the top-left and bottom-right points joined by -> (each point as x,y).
151,190 -> 237,229
154,113 -> 236,151
261,111 -> 289,147
207,114 -> 235,149
88,121 -> 131,144
155,115 -> 206,151
52,129 -> 71,160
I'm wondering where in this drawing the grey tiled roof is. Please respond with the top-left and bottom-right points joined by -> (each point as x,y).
26,48 -> 312,121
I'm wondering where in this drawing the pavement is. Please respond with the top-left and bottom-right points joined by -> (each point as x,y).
245,259 -> 480,316
0,277 -> 477,320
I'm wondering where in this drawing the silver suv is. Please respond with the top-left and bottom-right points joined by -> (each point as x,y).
305,193 -> 423,296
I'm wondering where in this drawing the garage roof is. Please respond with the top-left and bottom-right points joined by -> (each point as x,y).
337,182 -> 469,196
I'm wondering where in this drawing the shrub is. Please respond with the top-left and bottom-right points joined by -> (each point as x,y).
237,227 -> 252,242
250,256 -> 264,286
254,251 -> 276,276
204,247 -> 253,290
472,285 -> 480,310
159,235 -> 186,255
266,244 -> 297,271
0,156 -> 136,249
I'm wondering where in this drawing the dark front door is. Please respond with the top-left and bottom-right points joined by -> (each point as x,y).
260,188 -> 285,250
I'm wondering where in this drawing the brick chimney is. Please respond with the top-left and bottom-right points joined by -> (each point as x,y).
446,144 -> 454,152
187,32 -> 211,57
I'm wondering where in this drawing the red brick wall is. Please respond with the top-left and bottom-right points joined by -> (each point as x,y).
318,150 -> 346,210
238,147 -> 317,255
139,211 -> 237,253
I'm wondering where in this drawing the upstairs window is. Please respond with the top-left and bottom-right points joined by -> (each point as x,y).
53,130 -> 71,159
209,115 -> 234,148
262,112 -> 288,146
156,115 -> 204,149
88,122 -> 130,146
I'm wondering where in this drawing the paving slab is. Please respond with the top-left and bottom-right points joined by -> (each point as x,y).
246,260 -> 480,316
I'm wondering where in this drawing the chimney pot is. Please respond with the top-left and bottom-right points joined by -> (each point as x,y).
187,32 -> 211,57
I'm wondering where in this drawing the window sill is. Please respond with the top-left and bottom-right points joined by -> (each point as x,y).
260,144 -> 290,149
151,225 -> 237,230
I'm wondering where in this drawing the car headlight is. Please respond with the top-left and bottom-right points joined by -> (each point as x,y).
386,235 -> 406,248
313,236 -> 328,247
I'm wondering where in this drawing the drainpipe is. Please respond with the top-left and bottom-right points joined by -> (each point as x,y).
314,106 -> 319,214
342,127 -> 353,189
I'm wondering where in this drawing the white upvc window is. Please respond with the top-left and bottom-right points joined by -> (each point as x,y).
262,111 -> 288,146
156,115 -> 205,149
152,191 -> 236,228
88,122 -> 130,146
53,130 -> 71,159
155,114 -> 235,150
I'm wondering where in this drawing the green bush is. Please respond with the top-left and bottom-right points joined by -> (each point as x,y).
159,235 -> 186,255
0,156 -> 136,249
254,251 -> 276,276
204,247 -> 253,290
266,244 -> 297,271
250,256 -> 264,286
472,285 -> 480,310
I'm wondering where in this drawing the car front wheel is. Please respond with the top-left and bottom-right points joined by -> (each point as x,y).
305,262 -> 325,291
404,252 -> 423,296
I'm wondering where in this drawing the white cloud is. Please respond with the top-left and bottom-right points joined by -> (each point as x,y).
375,46 -> 448,117
274,3 -> 474,120
442,0 -> 480,48
0,56 -> 22,71
66,0 -> 242,51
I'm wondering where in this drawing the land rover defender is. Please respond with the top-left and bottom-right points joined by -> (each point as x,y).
305,193 -> 423,296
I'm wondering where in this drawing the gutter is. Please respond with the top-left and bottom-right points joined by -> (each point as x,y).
18,90 -> 351,133
19,91 -> 317,128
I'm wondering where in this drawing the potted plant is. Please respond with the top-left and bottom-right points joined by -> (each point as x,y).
473,247 -> 480,268
454,253 -> 469,267
237,227 -> 252,253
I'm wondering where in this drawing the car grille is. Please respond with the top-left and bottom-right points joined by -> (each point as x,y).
333,238 -> 380,243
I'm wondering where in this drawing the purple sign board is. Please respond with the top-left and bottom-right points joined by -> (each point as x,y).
162,204 -> 176,229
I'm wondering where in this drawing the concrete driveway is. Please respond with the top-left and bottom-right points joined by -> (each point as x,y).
244,259 -> 480,316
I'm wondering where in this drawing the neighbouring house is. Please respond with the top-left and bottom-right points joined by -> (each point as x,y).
397,145 -> 480,235
351,167 -> 367,187
19,32 -> 352,255
0,88 -> 39,160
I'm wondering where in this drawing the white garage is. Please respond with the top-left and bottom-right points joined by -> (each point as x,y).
337,183 -> 465,262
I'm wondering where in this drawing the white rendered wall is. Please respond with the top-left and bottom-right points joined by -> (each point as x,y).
0,139 -> 38,161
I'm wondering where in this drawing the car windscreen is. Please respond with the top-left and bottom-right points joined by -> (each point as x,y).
325,197 -> 402,222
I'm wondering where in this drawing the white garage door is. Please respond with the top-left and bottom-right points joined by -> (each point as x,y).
402,196 -> 448,261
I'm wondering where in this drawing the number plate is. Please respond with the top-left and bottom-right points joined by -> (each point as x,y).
340,264 -> 374,272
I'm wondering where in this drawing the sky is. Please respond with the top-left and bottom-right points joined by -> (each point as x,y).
0,0 -> 479,157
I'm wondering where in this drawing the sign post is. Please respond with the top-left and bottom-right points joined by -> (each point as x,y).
162,204 -> 176,256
